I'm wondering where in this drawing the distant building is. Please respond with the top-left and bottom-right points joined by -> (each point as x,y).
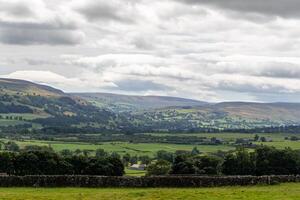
129,164 -> 147,170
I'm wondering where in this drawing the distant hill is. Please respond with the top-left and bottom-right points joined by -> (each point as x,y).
1,78 -> 300,133
0,78 -> 64,97
73,93 -> 207,112
213,102 -> 300,122
0,78 -> 115,131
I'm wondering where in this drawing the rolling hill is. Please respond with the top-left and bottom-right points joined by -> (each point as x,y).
73,93 -> 207,112
0,78 -> 64,97
0,78 -> 116,131
0,78 -> 300,133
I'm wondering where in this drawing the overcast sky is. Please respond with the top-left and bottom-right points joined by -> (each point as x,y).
1,0 -> 300,102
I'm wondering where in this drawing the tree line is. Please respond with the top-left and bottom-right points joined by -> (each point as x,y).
0,149 -> 124,176
147,146 -> 300,176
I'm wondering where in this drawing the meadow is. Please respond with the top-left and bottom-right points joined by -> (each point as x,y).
9,139 -> 235,156
0,183 -> 299,200
3,132 -> 300,157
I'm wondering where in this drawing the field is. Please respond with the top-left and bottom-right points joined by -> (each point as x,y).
2,132 -> 300,157
0,183 -> 299,200
125,168 -> 146,176
9,140 -> 235,156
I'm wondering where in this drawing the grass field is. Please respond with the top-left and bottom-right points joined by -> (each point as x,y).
125,168 -> 146,176
2,132 -> 300,157
145,132 -> 297,141
8,140 -> 235,156
0,183 -> 299,200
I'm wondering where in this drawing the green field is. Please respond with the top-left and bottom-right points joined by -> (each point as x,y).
2,132 -> 300,156
125,168 -> 146,177
0,183 -> 299,200
8,140 -> 235,156
145,132 -> 296,141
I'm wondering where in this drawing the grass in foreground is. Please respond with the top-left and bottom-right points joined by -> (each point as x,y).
0,183 -> 300,200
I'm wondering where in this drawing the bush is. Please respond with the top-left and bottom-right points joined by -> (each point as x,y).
146,160 -> 171,176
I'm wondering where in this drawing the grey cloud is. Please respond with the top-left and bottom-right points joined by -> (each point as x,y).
0,27 -> 84,45
0,19 -> 78,30
115,79 -> 172,92
0,0 -> 84,45
257,62 -> 300,79
75,0 -> 135,23
132,36 -> 155,50
176,0 -> 300,19
212,62 -> 300,79
0,2 -> 35,17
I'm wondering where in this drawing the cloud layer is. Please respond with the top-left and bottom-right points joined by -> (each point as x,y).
1,0 -> 300,102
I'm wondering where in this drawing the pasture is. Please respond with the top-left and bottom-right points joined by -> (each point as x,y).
8,140 -> 235,156
0,183 -> 299,200
2,132 -> 300,157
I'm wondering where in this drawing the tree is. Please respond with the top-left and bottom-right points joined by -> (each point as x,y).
146,160 -> 171,176
260,137 -> 267,142
60,149 -> 73,157
6,141 -> 20,152
130,155 -> 138,165
139,155 -> 151,165
0,152 -> 14,174
254,134 -> 260,141
95,149 -> 108,158
156,150 -> 174,162
222,148 -> 255,175
171,155 -> 195,175
14,152 -> 39,175
193,155 -> 222,175
255,146 -> 300,175
122,153 -> 131,166
191,147 -> 200,156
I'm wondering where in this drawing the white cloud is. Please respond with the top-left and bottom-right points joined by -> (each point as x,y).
2,70 -> 116,92
1,0 -> 300,102
0,0 -> 85,45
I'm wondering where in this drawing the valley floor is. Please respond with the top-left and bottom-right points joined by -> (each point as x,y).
0,183 -> 300,200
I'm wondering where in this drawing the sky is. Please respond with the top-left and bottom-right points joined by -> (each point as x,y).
1,0 -> 300,102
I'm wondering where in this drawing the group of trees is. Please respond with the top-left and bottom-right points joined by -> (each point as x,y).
0,149 -> 124,176
147,146 -> 300,176
0,102 -> 33,114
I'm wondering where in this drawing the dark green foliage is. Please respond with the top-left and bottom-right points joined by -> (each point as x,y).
0,102 -> 33,113
222,148 -> 255,175
171,155 -> 196,175
222,146 -> 300,176
95,149 -> 108,158
146,160 -> 171,176
156,150 -> 174,162
0,152 -> 14,174
193,155 -> 222,175
0,150 -> 124,176
255,146 -> 300,175
5,141 -> 20,152
139,155 -> 151,165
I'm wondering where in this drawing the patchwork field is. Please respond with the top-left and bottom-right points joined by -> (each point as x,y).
2,132 -> 300,157
0,183 -> 300,200
8,140 -> 235,156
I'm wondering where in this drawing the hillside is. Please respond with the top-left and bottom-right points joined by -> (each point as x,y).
0,78 -> 64,97
0,78 -> 116,132
132,102 -> 300,131
73,93 -> 207,112
0,78 -> 300,133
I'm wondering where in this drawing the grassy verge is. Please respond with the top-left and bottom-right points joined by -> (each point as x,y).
0,183 -> 299,200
